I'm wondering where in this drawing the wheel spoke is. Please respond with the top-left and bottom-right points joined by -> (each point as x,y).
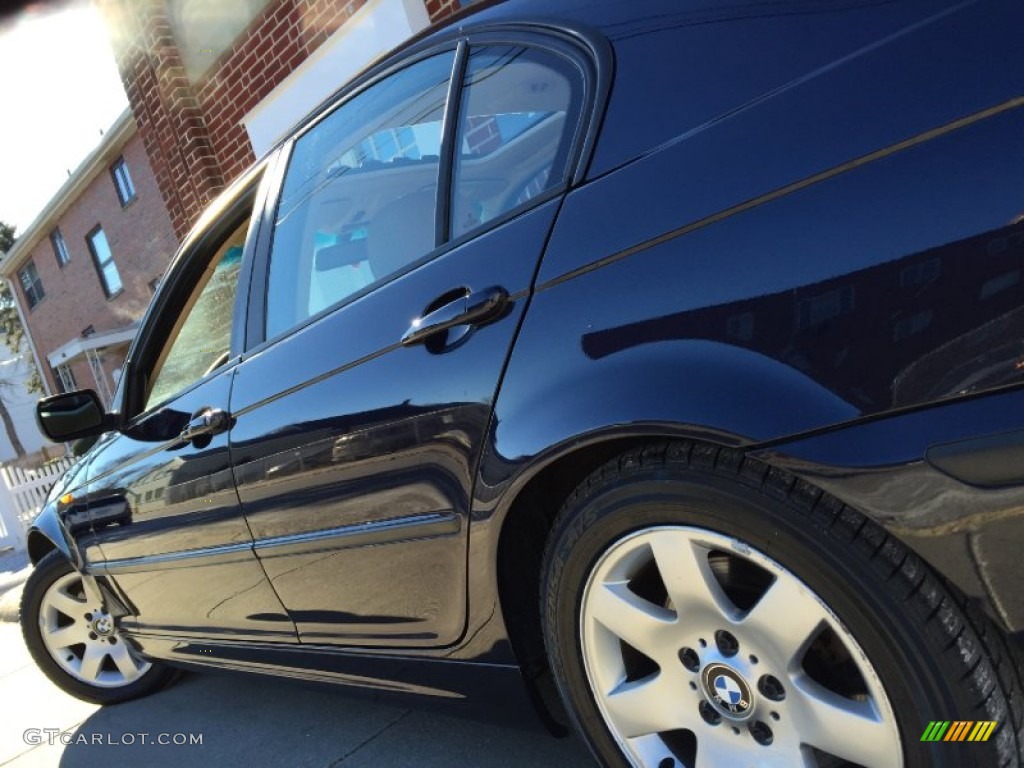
793,677 -> 901,768
80,575 -> 104,609
694,731 -> 771,768
108,642 -> 140,679
649,535 -> 735,622
588,581 -> 674,659
78,643 -> 107,682
47,588 -> 86,618
45,622 -> 87,649
739,574 -> 828,663
625,734 -> 680,767
602,673 -> 688,738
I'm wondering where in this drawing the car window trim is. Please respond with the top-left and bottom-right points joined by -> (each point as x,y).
242,145 -> 289,360
268,42 -> 462,172
459,23 -> 611,187
239,23 -> 609,357
244,44 -> 461,353
435,39 -> 469,247
118,162 -> 273,425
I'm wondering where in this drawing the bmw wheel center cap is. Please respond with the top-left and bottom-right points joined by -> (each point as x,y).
702,663 -> 754,720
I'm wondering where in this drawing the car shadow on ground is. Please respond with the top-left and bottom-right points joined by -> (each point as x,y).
58,670 -> 594,768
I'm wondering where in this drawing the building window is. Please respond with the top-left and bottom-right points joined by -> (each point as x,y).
798,285 -> 855,329
111,157 -> 136,206
50,228 -> 70,267
53,364 -> 77,393
900,257 -> 941,287
979,270 -> 1021,300
86,226 -> 123,298
893,309 -> 934,341
17,260 -> 44,309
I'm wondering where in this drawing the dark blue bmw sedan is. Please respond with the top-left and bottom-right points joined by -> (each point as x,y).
21,1 -> 1024,766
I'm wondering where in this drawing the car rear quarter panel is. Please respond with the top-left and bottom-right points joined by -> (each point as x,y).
478,0 -> 1024,635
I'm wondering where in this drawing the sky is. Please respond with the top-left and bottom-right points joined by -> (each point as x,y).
0,1 -> 128,234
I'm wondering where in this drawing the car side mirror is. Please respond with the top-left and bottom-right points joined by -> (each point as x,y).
36,390 -> 112,443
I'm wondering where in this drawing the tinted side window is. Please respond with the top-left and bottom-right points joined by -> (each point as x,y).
265,51 -> 455,340
451,45 -> 582,239
144,221 -> 246,411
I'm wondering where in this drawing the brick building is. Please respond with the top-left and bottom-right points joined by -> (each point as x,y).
0,0 -> 467,406
0,109 -> 179,403
98,0 -> 467,240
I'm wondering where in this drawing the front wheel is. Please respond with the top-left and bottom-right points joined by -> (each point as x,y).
21,550 -> 177,704
541,442 -> 1022,768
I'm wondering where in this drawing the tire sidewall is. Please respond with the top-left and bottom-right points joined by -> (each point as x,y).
543,466 -> 988,768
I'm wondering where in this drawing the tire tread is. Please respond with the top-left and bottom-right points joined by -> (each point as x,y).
543,440 -> 1024,766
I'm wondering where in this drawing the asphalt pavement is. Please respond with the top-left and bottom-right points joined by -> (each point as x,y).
0,550 -> 594,767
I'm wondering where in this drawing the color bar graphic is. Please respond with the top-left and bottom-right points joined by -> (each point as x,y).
920,720 -> 997,742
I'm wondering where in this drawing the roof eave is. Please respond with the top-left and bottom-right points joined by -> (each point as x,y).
0,108 -> 137,278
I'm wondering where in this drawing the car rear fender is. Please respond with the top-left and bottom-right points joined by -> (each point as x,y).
483,305 -> 859,496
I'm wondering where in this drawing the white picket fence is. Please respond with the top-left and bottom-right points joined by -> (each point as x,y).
0,457 -> 76,551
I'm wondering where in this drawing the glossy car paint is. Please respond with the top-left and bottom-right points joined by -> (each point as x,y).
229,196 -> 563,647
478,0 -> 1024,641
63,167 -> 298,643
81,369 -> 295,641
25,0 -> 1024,725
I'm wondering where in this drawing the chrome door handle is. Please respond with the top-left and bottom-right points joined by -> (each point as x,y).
179,408 -> 230,444
401,286 -> 508,346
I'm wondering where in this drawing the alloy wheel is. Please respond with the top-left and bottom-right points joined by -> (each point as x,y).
37,571 -> 151,688
580,526 -> 902,767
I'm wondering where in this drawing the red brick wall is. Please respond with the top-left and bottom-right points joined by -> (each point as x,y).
101,0 -> 463,240
426,0 -> 462,21
100,0 -> 224,241
17,134 -> 178,393
193,0 -> 371,185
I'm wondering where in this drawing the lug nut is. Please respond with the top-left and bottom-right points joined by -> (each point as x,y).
758,674 -> 786,701
698,701 -> 721,726
715,629 -> 739,657
749,720 -> 774,746
679,647 -> 700,672
88,632 -> 97,640
84,613 -> 92,620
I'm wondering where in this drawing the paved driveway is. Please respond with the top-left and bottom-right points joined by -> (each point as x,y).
0,552 -> 593,768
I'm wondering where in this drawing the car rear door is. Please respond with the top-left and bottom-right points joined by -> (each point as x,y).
83,164 -> 297,643
228,33 -> 593,647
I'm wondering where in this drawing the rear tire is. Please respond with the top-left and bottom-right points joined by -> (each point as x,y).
541,442 -> 1023,767
21,551 -> 177,704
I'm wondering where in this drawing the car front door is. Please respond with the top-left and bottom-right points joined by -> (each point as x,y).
228,35 -> 590,647
83,166 -> 296,643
